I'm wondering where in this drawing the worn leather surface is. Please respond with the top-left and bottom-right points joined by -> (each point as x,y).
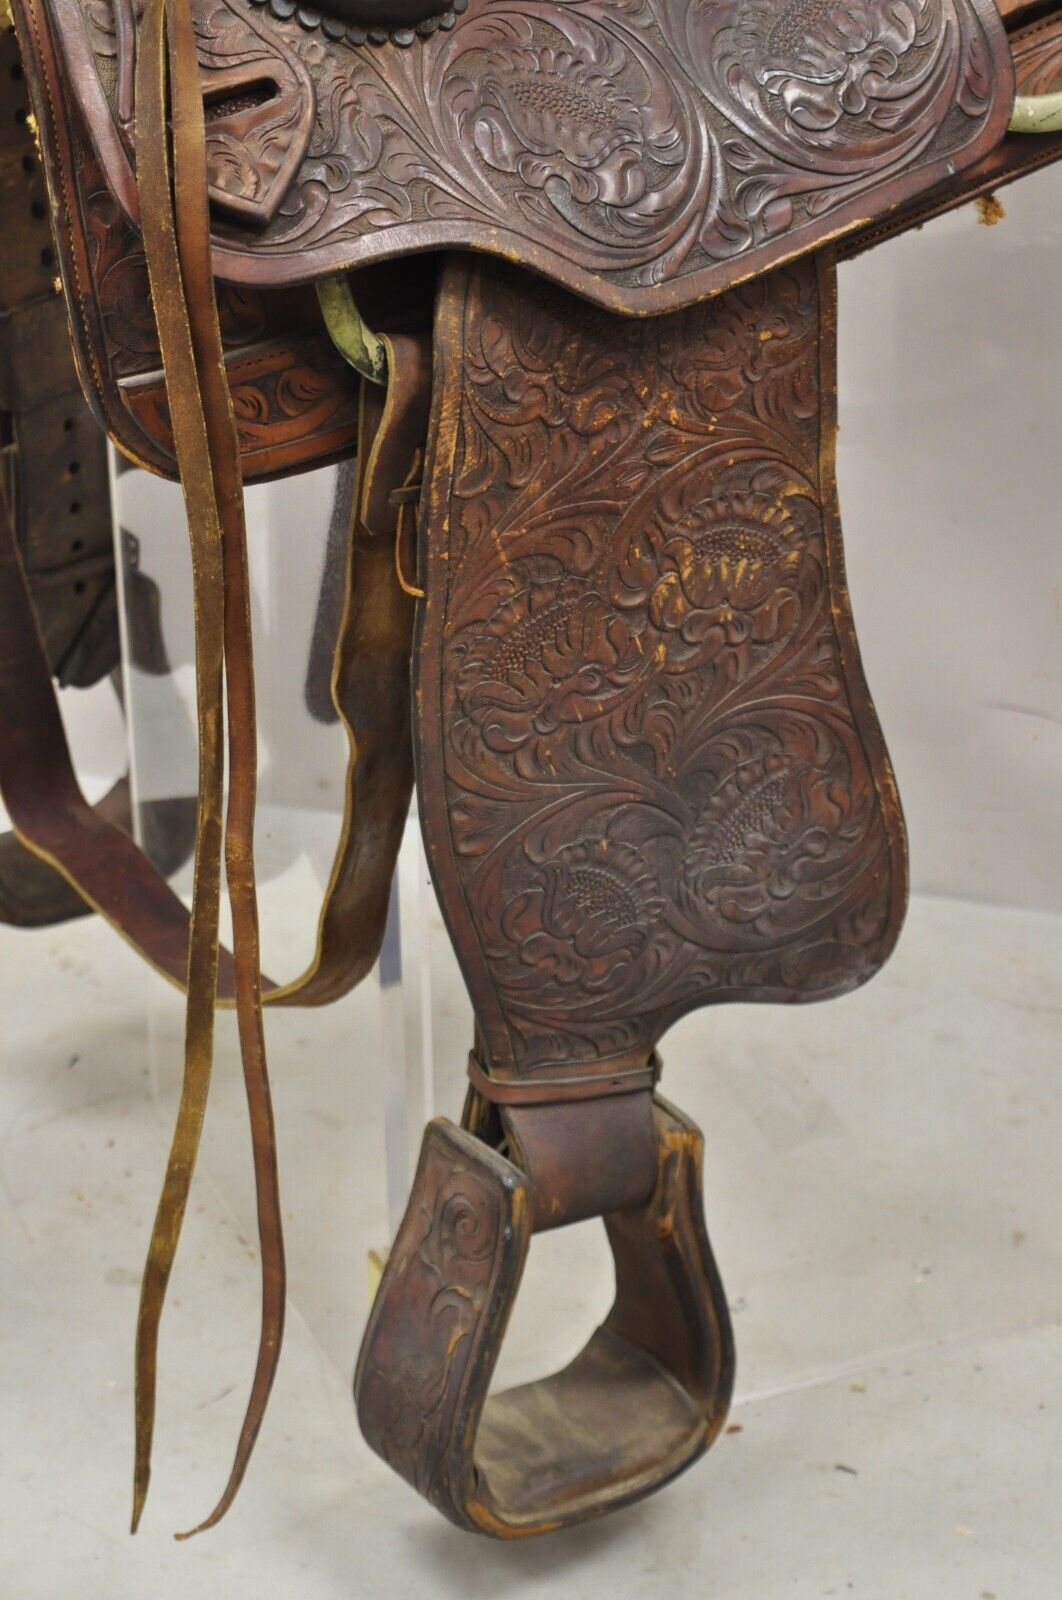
844,8 -> 1062,255
7,35 -> 360,480
16,0 -> 1054,487
0,774 -> 195,927
354,242 -> 908,1530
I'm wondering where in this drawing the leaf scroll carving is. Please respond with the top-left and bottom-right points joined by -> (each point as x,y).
61,0 -> 1010,305
417,256 -> 907,1076
354,1126 -> 520,1510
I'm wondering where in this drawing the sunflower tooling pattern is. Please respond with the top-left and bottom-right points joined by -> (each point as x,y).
417,256 -> 907,1076
69,0 -> 1003,301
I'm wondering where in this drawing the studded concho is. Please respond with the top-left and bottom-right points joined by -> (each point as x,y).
6,0 -> 1062,1549
247,0 -> 468,48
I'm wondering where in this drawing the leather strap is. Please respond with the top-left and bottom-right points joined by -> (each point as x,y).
0,11 -> 423,977
127,0 -> 430,1534
132,0 -> 278,1536
0,489 -> 246,991
467,1051 -> 659,1107
0,390 -> 422,1000
15,246 -> 429,1532
268,325 -> 428,1006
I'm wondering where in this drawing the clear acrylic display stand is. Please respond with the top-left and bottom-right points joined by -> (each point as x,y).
110,452 -> 466,1250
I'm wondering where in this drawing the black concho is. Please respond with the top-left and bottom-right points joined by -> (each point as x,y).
247,0 -> 468,47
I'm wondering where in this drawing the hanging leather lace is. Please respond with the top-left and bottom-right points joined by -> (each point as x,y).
131,0 -> 283,1538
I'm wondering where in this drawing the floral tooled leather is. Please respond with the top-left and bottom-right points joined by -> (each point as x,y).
417,254 -> 908,1076
56,0 -> 1011,305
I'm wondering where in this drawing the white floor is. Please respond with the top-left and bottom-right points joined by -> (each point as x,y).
1,878 -> 1059,1598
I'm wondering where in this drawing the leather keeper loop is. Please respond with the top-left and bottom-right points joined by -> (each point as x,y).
502,1091 -> 658,1232
466,1050 -> 660,1107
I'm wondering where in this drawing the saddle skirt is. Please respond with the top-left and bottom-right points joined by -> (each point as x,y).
6,0 -> 1061,1545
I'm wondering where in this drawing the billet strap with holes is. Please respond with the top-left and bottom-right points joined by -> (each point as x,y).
0,19 -> 124,926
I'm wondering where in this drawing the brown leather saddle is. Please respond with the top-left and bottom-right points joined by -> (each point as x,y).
4,0 -> 1061,1542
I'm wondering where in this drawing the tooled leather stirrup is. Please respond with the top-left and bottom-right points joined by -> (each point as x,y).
357,1086 -> 735,1534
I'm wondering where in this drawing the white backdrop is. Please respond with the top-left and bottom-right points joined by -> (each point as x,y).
50,161 -> 1061,914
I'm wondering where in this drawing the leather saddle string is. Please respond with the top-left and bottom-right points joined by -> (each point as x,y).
132,0 -> 282,1537
0,315 -> 422,1525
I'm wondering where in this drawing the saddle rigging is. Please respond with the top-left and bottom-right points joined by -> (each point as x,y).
3,0 -> 1061,1541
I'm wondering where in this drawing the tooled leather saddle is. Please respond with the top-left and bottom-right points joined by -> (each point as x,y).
3,0 -> 1060,1542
